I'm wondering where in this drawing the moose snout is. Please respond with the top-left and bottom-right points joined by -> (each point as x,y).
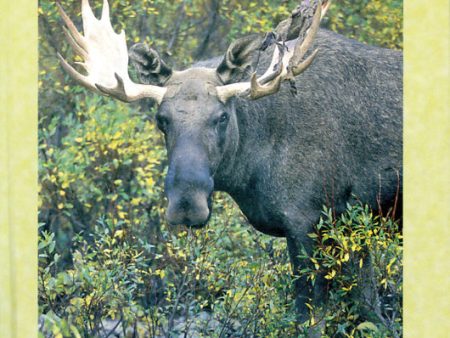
165,156 -> 214,227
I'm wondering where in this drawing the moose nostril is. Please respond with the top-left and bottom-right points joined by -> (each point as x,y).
178,197 -> 192,212
166,191 -> 211,226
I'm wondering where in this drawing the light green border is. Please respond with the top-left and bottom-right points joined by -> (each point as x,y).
0,1 -> 38,337
0,1 -> 449,337
404,0 -> 450,336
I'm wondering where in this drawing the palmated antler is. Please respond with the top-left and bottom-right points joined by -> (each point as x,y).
216,0 -> 330,102
57,0 -> 166,103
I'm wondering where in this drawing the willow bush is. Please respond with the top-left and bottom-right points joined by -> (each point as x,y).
39,0 -> 403,336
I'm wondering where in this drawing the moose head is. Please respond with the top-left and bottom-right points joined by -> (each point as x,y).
57,0 -> 330,227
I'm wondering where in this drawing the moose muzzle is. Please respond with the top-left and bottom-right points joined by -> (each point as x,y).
165,144 -> 214,227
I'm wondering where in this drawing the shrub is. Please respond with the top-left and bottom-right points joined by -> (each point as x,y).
297,203 -> 402,337
39,185 -> 402,337
39,94 -> 166,263
39,198 -> 300,337
323,0 -> 403,50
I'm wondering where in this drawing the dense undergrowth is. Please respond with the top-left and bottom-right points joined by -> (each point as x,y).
39,97 -> 402,337
39,1 -> 403,336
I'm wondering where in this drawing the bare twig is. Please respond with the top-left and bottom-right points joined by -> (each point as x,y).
167,1 -> 186,52
104,316 -> 123,338
194,0 -> 221,60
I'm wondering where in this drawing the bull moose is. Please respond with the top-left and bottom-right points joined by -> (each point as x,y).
56,0 -> 403,329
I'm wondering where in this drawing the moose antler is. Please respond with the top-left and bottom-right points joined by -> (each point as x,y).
57,0 -> 166,103
216,0 -> 330,102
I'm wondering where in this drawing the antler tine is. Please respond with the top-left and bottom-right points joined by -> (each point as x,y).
57,52 -> 100,93
249,72 -> 283,100
288,2 -> 322,71
101,0 -> 110,21
81,0 -> 98,34
95,73 -> 128,102
62,26 -> 88,59
56,1 -> 87,51
292,48 -> 319,76
321,0 -> 331,19
100,0 -> 116,33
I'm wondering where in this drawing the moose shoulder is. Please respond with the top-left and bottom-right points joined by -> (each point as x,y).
57,0 -> 402,325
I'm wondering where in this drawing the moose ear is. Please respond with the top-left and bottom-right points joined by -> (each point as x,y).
129,43 -> 172,86
216,34 -> 263,84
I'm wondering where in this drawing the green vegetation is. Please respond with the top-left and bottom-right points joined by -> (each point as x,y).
324,0 -> 402,50
39,0 -> 403,336
298,204 -> 402,337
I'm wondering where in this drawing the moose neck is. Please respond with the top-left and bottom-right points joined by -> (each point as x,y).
214,96 -> 287,198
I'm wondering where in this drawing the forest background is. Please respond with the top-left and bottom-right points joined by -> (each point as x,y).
38,0 -> 403,337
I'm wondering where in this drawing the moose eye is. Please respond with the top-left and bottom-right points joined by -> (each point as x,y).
156,115 -> 170,133
218,112 -> 229,124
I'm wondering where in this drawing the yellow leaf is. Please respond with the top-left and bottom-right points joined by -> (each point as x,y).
325,270 -> 336,280
359,258 -> 363,268
70,297 -> 83,306
109,140 -> 119,150
70,325 -> 82,338
343,252 -> 350,262
155,269 -> 165,278
357,321 -> 379,332
114,229 -> 125,239
57,203 -> 64,210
